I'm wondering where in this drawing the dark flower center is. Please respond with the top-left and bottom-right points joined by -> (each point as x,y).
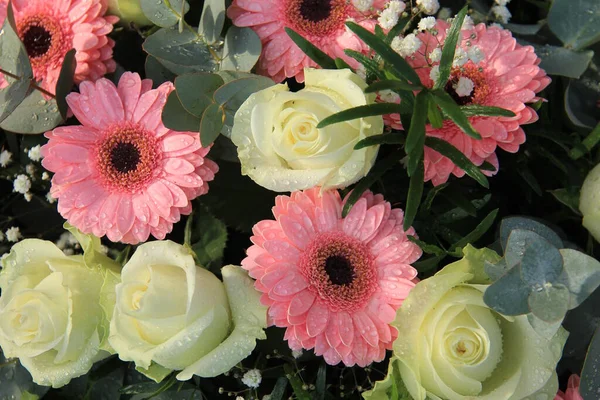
110,142 -> 140,174
300,0 -> 332,22
22,25 -> 52,58
324,255 -> 355,285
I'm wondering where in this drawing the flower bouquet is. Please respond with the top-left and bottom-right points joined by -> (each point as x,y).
0,0 -> 599,399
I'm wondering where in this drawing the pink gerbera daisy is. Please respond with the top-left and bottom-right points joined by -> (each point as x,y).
242,187 -> 422,366
227,0 -> 385,82
0,0 -> 117,95
555,375 -> 582,400
385,20 -> 550,185
41,72 -> 218,244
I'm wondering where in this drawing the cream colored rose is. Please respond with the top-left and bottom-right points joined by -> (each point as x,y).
109,241 -> 267,381
580,163 -> 600,242
230,68 -> 383,192
0,227 -> 120,388
364,245 -> 568,400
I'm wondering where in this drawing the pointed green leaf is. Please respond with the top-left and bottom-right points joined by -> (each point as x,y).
406,91 -> 428,176
342,152 -> 403,217
317,103 -> 407,129
56,49 -> 76,120
344,49 -> 386,80
434,6 -> 467,89
450,209 -> 499,253
385,16 -> 410,44
460,104 -> 517,117
404,159 -> 424,230
365,79 -> 422,93
425,136 -> 489,188
431,89 -> 482,139
345,21 -> 421,84
284,28 -> 336,69
580,326 -> 600,398
427,93 -> 444,128
283,364 -> 311,400
354,133 -> 405,149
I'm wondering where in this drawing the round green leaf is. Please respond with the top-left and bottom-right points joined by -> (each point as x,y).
220,26 -> 261,72
0,5 -> 33,123
520,237 -> 564,286
140,0 -> 189,28
0,90 -> 63,134
144,56 -> 176,87
548,0 -> 600,50
200,103 -> 224,147
528,284 -> 570,323
559,248 -> 600,309
483,265 -> 532,316
199,0 -> 226,44
174,73 -> 224,117
530,44 -> 593,79
143,27 -> 218,70
581,326 -> 600,399
161,91 -> 200,132
500,217 -> 563,251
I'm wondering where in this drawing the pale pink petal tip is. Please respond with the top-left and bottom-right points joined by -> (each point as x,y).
242,187 -> 423,367
382,20 -> 549,185
41,72 -> 218,244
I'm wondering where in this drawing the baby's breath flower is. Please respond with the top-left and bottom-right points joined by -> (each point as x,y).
6,227 -> 21,243
429,65 -> 440,83
0,150 -> 12,167
453,47 -> 469,67
428,47 -> 442,62
467,46 -> 485,64
417,16 -> 436,31
491,5 -> 511,23
416,0 -> 439,15
352,0 -> 374,12
241,369 -> 262,389
453,77 -> 475,97
396,33 -> 422,57
27,145 -> 42,162
13,175 -> 31,194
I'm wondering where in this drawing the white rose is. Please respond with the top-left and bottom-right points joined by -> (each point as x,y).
0,227 -> 120,388
580,163 -> 600,242
109,241 -> 267,381
230,68 -> 383,192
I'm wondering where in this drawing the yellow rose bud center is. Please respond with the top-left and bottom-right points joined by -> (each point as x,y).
444,327 -> 485,364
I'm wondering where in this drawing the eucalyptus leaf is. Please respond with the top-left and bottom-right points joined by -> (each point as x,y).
199,103 -> 224,147
0,4 -> 33,123
520,237 -> 564,286
529,44 -> 593,79
56,49 -> 77,120
528,284 -> 570,322
504,229 -> 547,267
199,0 -> 226,44
0,352 -> 48,399
485,258 -> 509,282
161,91 -> 201,132
174,72 -> 224,117
499,217 -> 563,251
143,27 -> 218,71
527,313 -> 563,339
559,248 -> 600,309
483,265 -> 531,316
0,90 -> 62,134
548,0 -> 600,50
220,26 -> 261,72
140,0 -> 189,28
504,22 -> 545,36
565,76 -> 600,129
144,56 -> 176,86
